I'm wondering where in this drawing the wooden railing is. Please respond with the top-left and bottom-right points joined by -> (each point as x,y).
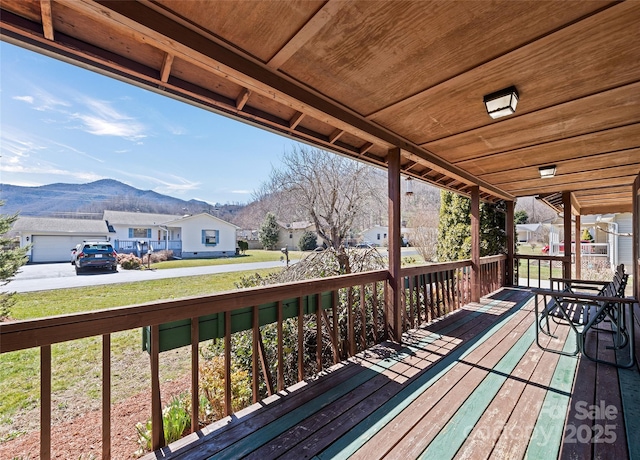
0,256 -> 506,459
515,254 -> 570,288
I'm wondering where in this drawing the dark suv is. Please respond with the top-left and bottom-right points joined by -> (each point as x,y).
74,242 -> 118,274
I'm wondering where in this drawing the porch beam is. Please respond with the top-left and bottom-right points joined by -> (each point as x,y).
506,200 -> 515,286
563,191 -> 573,279
470,186 -> 480,302
575,214 -> 582,279
387,147 -> 402,342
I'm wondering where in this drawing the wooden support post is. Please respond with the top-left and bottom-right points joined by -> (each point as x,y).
471,186 -> 480,302
387,147 -> 402,342
506,200 -> 515,286
41,345 -> 51,460
190,318 -> 199,432
563,191 -> 573,279
102,335 -> 111,459
633,175 -> 640,300
150,325 -> 165,450
575,214 -> 582,279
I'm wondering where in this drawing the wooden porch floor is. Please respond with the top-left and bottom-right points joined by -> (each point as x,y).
144,288 -> 640,460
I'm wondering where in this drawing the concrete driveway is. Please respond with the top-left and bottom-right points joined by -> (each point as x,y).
2,260 -> 289,293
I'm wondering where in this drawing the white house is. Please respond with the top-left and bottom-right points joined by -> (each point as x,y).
546,213 -> 633,269
11,210 -> 239,262
104,210 -> 239,258
360,225 -> 412,247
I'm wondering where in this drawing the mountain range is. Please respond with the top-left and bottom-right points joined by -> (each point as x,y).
0,179 -> 229,218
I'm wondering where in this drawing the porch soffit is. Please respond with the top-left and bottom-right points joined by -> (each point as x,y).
1,0 -> 639,215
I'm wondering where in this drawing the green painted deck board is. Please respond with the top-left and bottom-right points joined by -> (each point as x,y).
209,297 -> 518,459
315,290 -> 533,460
524,328 -> 579,459
418,325 -> 537,459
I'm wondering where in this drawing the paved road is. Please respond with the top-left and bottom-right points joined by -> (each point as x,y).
2,260 -> 290,293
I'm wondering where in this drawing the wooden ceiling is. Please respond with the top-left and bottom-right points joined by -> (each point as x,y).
2,0 -> 639,215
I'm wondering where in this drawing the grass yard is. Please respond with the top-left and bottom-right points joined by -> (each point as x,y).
0,267 -> 279,441
152,249 -> 304,269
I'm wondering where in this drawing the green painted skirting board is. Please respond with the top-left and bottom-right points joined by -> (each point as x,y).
210,290 -> 531,459
312,291 -> 533,459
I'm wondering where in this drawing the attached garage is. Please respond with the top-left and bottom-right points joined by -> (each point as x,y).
9,216 -> 110,263
31,235 -> 107,263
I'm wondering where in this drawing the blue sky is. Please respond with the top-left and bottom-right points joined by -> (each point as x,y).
0,41 -> 301,205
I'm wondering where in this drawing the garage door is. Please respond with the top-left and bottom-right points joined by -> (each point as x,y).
31,235 -> 107,263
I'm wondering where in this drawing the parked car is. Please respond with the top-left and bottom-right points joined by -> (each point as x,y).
356,241 -> 374,248
74,241 -> 118,274
70,243 -> 82,265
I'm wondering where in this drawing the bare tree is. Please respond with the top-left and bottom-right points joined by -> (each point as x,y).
263,146 -> 383,271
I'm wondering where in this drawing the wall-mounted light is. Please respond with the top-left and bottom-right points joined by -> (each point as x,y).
483,86 -> 519,119
539,165 -> 557,178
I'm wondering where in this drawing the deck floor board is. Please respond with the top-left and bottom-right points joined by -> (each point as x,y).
142,288 -> 638,460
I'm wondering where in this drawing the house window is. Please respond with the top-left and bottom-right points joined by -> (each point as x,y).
384,233 -> 387,239
202,229 -> 219,246
289,233 -> 293,239
377,233 -> 381,240
129,228 -> 151,238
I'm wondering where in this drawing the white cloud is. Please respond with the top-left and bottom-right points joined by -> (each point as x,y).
72,97 -> 146,140
231,190 -> 252,194
13,95 -> 34,104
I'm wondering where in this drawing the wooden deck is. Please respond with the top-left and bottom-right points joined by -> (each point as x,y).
143,288 -> 640,460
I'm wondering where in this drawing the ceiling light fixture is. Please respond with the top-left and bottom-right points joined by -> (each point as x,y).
539,165 -> 557,178
483,86 -> 519,119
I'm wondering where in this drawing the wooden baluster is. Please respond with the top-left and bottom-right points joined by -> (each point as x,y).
224,311 -> 231,416
316,293 -> 323,371
277,300 -> 284,392
360,284 -> 367,349
150,325 -> 164,450
347,288 -> 355,356
252,306 -> 260,401
102,335 -> 111,458
297,297 -> 304,382
190,319 -> 199,432
41,345 -> 51,460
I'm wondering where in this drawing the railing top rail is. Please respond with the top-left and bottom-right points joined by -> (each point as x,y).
400,259 -> 471,277
515,254 -> 571,262
479,254 -> 507,264
0,269 -> 387,353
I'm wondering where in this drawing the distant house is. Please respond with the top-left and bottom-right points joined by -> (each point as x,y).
10,216 -> 110,263
360,225 -> 412,247
546,213 -> 632,269
11,210 -> 239,263
277,221 -> 318,251
516,223 -> 542,243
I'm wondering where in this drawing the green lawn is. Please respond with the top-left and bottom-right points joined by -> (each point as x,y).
0,267 -> 280,437
151,249 -> 304,269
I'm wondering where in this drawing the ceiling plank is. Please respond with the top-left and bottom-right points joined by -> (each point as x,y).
425,82 -> 640,162
453,124 -> 640,175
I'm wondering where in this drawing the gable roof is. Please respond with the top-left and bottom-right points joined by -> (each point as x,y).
164,212 -> 240,229
103,210 -> 184,226
278,221 -> 314,231
10,216 -> 108,234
